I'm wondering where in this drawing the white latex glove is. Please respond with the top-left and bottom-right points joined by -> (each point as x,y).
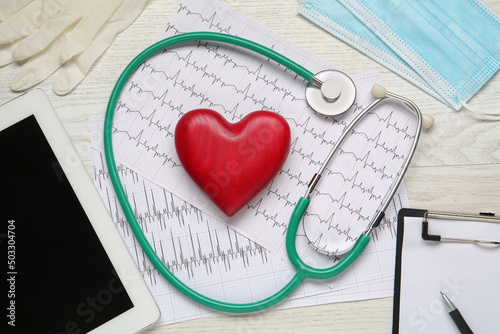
0,0 -> 33,21
52,0 -> 148,95
0,0 -> 147,95
0,0 -> 70,66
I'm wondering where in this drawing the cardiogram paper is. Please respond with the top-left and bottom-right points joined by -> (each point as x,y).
94,0 -> 418,263
89,0 -> 414,326
90,143 -> 405,326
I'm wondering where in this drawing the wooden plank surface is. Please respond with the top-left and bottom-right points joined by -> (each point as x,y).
1,1 -> 499,332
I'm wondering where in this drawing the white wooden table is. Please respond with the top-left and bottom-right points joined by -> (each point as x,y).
1,1 -> 499,333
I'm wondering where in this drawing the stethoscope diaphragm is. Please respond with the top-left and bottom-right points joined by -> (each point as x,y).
305,70 -> 357,116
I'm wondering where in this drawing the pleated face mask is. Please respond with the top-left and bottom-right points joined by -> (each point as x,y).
300,0 -> 500,112
299,0 -> 448,105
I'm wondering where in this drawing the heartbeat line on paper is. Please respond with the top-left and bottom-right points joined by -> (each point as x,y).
158,48 -> 307,101
176,4 -> 233,34
89,134 -> 405,327
93,144 -> 396,304
100,0 -> 418,260
91,137 -> 403,279
89,0 -> 413,326
93,149 -> 276,283
137,49 -> 305,115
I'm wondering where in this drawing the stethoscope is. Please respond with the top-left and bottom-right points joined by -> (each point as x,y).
104,32 -> 424,313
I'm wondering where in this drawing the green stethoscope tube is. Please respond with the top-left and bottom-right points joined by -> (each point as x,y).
287,198 -> 371,280
104,32 -> 370,313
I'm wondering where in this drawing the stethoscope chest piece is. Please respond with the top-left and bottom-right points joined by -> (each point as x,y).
306,70 -> 357,116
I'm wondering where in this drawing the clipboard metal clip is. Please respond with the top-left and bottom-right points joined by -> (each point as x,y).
422,211 -> 500,245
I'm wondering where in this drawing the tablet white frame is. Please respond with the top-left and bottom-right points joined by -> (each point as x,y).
0,89 -> 160,333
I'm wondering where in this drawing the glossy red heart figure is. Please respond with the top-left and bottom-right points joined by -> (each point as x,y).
175,109 -> 291,217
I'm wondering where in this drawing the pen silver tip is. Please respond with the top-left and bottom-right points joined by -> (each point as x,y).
440,291 -> 456,312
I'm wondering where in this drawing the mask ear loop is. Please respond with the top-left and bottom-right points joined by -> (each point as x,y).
460,101 -> 500,121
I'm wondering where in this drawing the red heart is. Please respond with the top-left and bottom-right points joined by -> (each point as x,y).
175,109 -> 291,217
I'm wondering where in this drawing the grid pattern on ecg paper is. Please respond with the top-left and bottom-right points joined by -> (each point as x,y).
104,0 -> 417,262
89,0 -> 414,325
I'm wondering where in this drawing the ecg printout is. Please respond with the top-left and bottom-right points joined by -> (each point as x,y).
90,142 -> 405,326
88,0 -> 415,326
94,0 -> 419,263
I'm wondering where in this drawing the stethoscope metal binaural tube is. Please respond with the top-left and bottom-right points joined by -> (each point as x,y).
298,81 -> 423,258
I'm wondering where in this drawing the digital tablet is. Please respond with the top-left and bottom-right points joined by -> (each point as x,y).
0,90 -> 160,333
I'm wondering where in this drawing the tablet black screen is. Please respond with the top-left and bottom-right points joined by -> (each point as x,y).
0,115 -> 134,333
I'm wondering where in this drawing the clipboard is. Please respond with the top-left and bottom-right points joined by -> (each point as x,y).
393,209 -> 500,334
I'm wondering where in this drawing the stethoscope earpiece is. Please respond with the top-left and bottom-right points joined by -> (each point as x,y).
371,83 -> 387,98
372,83 -> 435,129
422,114 -> 435,129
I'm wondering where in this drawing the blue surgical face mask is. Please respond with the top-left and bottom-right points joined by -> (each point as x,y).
300,0 -> 500,116
299,0 -> 448,106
